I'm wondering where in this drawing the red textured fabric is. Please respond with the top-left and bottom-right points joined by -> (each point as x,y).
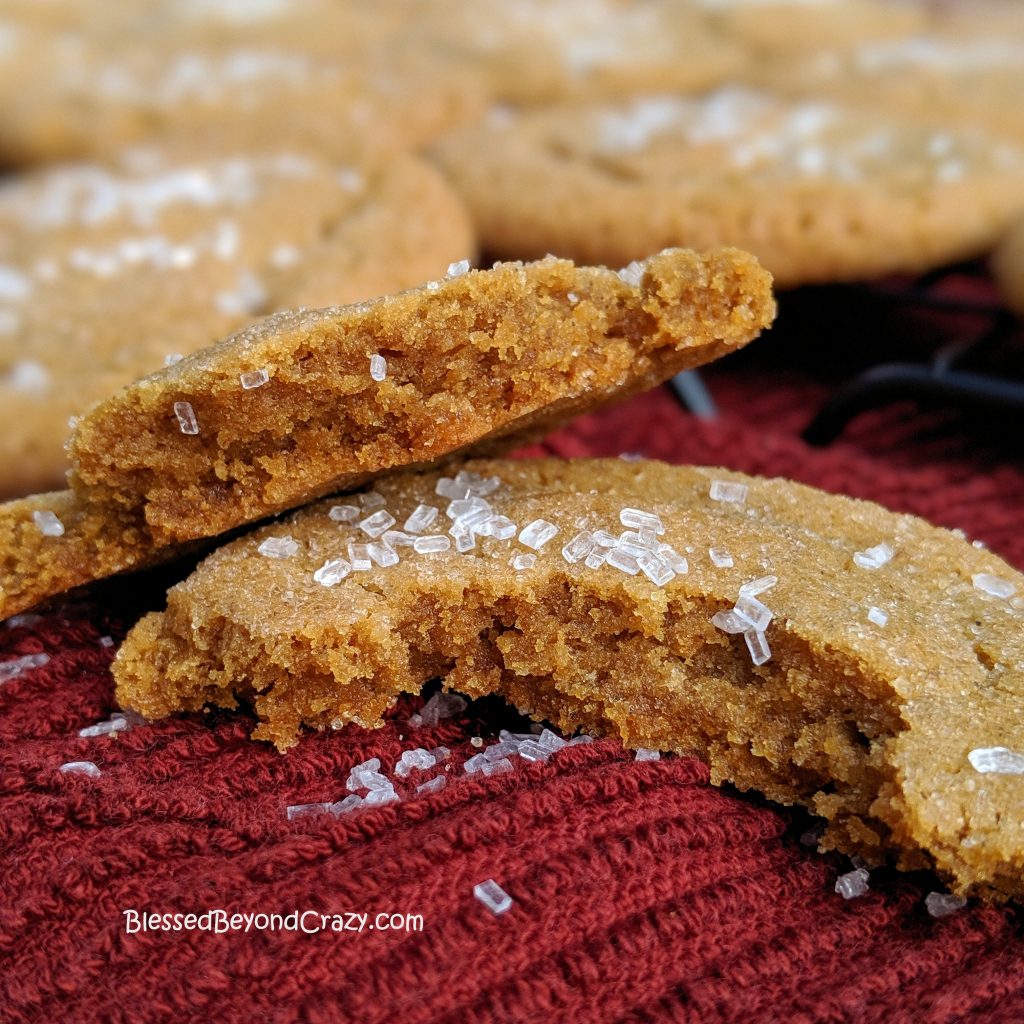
2,280 -> 1023,1023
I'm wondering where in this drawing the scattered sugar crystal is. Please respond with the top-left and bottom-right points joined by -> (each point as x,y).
972,574 -> 1016,600
367,541 -> 399,567
562,530 -> 596,564
258,536 -> 298,559
637,551 -> 675,587
417,776 -> 446,794
32,510 -> 65,537
925,892 -> 967,919
635,749 -> 660,761
585,550 -> 607,569
431,746 -> 451,761
455,470 -> 502,497
853,542 -> 894,570
404,504 -> 439,534
739,575 -> 777,597
454,530 -> 476,553
474,879 -> 513,916
329,504 -> 359,522
835,868 -> 870,900
59,761 -> 101,778
173,401 -> 200,435
570,734 -> 594,745
369,353 -> 387,382
330,794 -> 363,815
658,544 -> 688,574
593,530 -> 618,548
511,553 -> 536,571
436,477 -> 470,500
482,758 -> 513,776
364,789 -> 400,808
287,802 -> 333,820
0,652 -> 50,683
414,535 -> 451,554
620,508 -> 664,535
734,594 -> 773,631
78,716 -> 130,738
618,260 -> 646,286
383,530 -> 415,548
348,542 -> 372,571
446,259 -> 471,277
395,748 -> 436,777
360,492 -> 386,510
712,610 -> 749,635
709,547 -> 734,568
968,747 -> 1024,774
464,753 -> 488,774
425,280 -> 441,292
99,636 -> 114,648
516,739 -> 548,762
745,629 -> 771,666
5,613 -> 44,629
867,606 -> 888,627
617,533 -> 647,557
413,692 -> 467,727
538,729 -> 567,753
358,509 -> 396,538
519,519 -> 559,550
239,367 -> 269,389
710,479 -> 748,505
606,547 -> 640,575
448,496 -> 490,522
478,515 -> 517,540
313,558 -> 351,587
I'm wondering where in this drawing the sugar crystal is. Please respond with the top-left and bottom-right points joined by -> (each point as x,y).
363,789 -> 400,808
330,794 -> 363,815
853,543 -> 894,570
635,748 -> 660,761
474,879 -> 513,916
710,479 -> 748,505
395,748 -> 436,777
367,541 -> 399,567
383,530 -> 415,548
329,504 -> 359,522
511,553 -> 536,571
835,868 -> 870,900
313,558 -> 351,587
739,575 -> 777,597
239,367 -> 269,389
359,492 -> 386,510
606,547 -> 640,575
619,508 -> 665,535
562,530 -> 596,564
358,509 -> 396,538
32,510 -> 65,537
258,536 -> 298,559
59,761 -> 101,778
404,504 -> 439,534
618,260 -> 645,286
709,547 -> 734,568
369,353 -> 387,381
519,519 -> 559,550
417,776 -> 446,794
446,259 -> 471,277
972,574 -> 1016,599
585,550 -> 607,569
926,892 -> 967,918
414,535 -> 450,554
348,542 -> 372,571
658,544 -> 688,574
734,594 -> 773,631
413,691 -> 467,727
637,550 -> 675,586
968,747 -> 1024,774
745,629 -> 771,666
0,652 -> 50,683
287,802 -> 333,820
173,401 -> 199,435
867,606 -> 888,627
482,758 -> 513,776
712,610 -> 748,635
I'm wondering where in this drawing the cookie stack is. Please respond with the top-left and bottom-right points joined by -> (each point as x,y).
1,0 -> 1023,909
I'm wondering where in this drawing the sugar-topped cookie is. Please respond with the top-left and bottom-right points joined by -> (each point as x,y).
0,150 -> 475,496
112,457 -> 1024,900
432,87 -> 1024,286
0,247 -> 775,619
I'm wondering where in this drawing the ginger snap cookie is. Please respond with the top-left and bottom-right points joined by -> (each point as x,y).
0,18 -> 482,168
0,247 -> 775,619
0,150 -> 475,496
431,87 -> 1024,286
397,0 -> 744,104
111,457 -> 1024,900
754,32 -> 1024,146
992,218 -> 1024,318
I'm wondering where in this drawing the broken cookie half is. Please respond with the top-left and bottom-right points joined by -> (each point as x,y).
113,458 -> 1024,901
0,247 -> 775,619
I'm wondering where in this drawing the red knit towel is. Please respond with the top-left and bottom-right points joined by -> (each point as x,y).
2,283 -> 1023,1023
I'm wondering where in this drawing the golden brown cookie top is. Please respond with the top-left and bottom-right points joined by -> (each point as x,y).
112,457 -> 1024,898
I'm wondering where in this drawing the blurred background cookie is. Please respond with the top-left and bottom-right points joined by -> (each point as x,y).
0,149 -> 474,495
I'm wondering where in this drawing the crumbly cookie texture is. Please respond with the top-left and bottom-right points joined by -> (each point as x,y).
0,247 -> 774,619
0,151 -> 475,496
992,218 -> 1024,317
431,86 -> 1024,286
112,457 -> 1024,901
